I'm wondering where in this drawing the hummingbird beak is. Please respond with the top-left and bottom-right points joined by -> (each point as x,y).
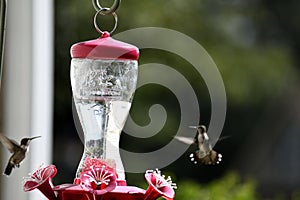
29,136 -> 41,140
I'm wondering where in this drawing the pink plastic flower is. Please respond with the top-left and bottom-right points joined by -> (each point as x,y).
80,165 -> 117,195
82,157 -> 117,177
23,165 -> 57,200
144,169 -> 177,200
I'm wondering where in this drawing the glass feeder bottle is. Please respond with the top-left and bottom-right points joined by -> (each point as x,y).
70,31 -> 139,181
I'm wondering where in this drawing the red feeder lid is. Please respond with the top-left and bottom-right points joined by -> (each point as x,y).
71,32 -> 139,60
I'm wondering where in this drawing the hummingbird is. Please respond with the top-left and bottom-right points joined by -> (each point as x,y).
0,134 -> 41,175
175,125 -> 223,165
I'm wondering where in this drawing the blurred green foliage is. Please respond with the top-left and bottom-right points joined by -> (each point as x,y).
175,172 -> 257,200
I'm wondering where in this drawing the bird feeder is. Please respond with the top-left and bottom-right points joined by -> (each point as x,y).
70,30 -> 139,183
22,1 -> 176,199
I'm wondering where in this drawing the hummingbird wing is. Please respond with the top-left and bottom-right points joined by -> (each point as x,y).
174,136 -> 195,145
0,134 -> 20,153
188,125 -> 201,129
218,135 -> 231,142
208,135 -> 231,145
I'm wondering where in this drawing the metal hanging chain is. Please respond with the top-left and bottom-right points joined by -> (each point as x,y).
94,7 -> 118,35
92,0 -> 120,35
92,0 -> 120,15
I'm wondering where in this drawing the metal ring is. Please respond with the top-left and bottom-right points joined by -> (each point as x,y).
92,0 -> 121,15
93,8 -> 118,35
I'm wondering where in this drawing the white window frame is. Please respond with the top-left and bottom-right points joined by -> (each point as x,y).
0,0 -> 53,199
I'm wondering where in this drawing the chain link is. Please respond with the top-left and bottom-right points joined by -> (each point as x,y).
94,7 -> 118,35
92,0 -> 120,34
92,0 -> 121,15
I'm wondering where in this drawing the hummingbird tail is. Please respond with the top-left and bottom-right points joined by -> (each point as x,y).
4,162 -> 14,176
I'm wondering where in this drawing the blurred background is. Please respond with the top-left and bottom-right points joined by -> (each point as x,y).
1,0 -> 300,199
